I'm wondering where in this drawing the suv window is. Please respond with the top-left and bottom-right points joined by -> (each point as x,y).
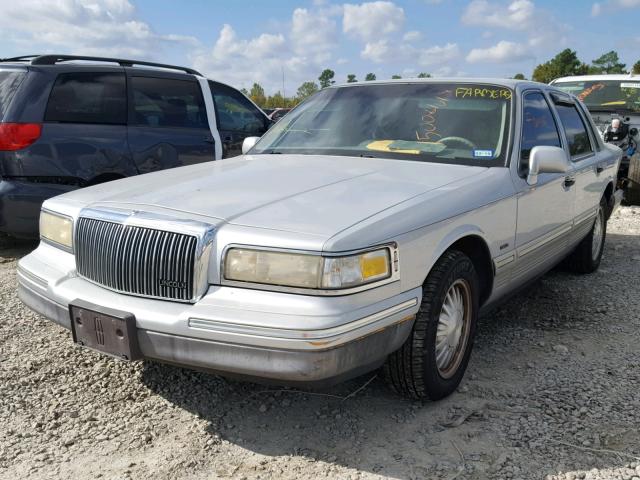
0,70 -> 26,119
131,77 -> 207,128
45,72 -> 126,125
554,103 -> 593,158
209,81 -> 266,135
520,92 -> 561,171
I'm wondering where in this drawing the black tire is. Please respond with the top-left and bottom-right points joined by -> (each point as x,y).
624,183 -> 640,205
384,250 -> 479,401
565,197 -> 607,274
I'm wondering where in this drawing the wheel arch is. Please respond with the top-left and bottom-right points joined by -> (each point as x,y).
426,230 -> 494,306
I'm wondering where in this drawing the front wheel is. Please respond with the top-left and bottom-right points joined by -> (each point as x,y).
384,250 -> 479,400
565,197 -> 607,274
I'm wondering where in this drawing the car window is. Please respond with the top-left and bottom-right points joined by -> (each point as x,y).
45,72 -> 126,125
209,81 -> 266,135
0,70 -> 26,120
131,77 -> 207,128
520,92 -> 561,172
554,103 -> 593,158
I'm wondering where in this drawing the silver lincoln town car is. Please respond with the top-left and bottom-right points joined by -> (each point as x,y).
18,79 -> 622,400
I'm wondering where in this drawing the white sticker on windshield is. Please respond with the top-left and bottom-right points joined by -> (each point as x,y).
473,149 -> 493,158
621,82 -> 640,89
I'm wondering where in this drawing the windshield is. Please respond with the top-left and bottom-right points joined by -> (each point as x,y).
554,80 -> 640,113
252,83 -> 513,166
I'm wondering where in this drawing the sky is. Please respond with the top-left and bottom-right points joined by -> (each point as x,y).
1,0 -> 639,94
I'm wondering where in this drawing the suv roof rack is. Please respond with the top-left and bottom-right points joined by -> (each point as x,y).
0,55 -> 40,63
24,54 -> 202,76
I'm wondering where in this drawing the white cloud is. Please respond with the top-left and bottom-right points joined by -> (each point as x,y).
418,43 -> 461,66
466,40 -> 533,63
0,0 -> 196,59
461,0 -> 565,48
403,30 -> 422,42
591,0 -> 640,15
291,7 -> 338,58
361,40 -> 393,63
343,1 -> 405,41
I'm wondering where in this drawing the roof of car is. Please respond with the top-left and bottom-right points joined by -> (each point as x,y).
329,77 -> 548,90
553,73 -> 640,83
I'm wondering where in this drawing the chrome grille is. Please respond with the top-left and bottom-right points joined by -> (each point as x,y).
75,217 -> 198,301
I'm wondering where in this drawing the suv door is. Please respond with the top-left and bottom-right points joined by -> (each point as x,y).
513,90 -> 575,282
127,73 -> 215,174
551,96 -> 603,232
208,81 -> 270,158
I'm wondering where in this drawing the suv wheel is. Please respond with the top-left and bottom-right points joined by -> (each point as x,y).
566,197 -> 607,274
384,250 -> 479,400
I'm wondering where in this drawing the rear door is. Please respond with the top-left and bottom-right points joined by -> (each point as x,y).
550,96 -> 603,233
208,81 -> 270,158
127,72 -> 215,174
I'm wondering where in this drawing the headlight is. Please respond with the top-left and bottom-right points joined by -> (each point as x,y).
40,210 -> 73,250
224,247 -> 392,290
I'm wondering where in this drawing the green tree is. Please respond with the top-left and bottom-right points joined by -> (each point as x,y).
296,81 -> 319,100
417,72 -> 431,78
365,72 -> 376,81
633,61 -> 640,75
318,69 -> 335,88
532,49 -> 589,84
513,73 -> 526,80
347,74 -> 357,83
391,74 -> 402,79
591,50 -> 627,74
249,83 -> 266,107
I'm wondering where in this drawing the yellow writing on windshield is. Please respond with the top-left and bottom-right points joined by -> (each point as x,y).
455,87 -> 512,100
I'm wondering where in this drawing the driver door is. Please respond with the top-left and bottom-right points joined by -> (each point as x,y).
208,81 -> 270,158
512,90 -> 576,283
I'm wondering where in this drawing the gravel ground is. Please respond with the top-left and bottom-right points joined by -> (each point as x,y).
1,206 -> 639,480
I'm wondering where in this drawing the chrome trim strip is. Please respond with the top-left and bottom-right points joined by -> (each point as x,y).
518,223 -> 572,258
574,207 -> 598,226
187,298 -> 419,350
494,253 -> 515,269
219,242 -> 400,296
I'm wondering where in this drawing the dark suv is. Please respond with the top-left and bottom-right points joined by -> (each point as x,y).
0,55 -> 271,238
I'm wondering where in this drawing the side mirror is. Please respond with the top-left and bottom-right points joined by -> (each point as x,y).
242,136 -> 260,155
527,146 -> 569,186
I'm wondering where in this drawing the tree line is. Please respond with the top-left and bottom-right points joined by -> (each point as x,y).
244,51 -> 640,109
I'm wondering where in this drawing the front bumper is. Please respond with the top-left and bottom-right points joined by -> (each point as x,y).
0,179 -> 76,237
17,243 -> 420,385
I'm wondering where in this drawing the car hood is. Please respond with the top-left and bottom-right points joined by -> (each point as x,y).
63,154 -> 487,237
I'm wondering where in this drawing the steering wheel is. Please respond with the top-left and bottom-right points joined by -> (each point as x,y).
438,136 -> 477,150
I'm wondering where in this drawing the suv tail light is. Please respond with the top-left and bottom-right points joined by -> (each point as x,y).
0,123 -> 42,151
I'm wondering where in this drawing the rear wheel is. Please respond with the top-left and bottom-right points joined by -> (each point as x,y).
384,250 -> 479,400
624,182 -> 640,205
566,197 -> 607,274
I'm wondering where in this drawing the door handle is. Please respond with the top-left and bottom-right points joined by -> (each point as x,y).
596,163 -> 605,174
564,176 -> 576,187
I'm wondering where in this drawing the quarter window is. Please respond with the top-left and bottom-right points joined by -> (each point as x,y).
209,81 -> 266,135
520,92 -> 561,171
45,73 -> 126,125
131,77 -> 207,128
554,103 -> 593,158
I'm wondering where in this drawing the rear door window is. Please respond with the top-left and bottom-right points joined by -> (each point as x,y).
131,77 -> 207,128
0,70 -> 26,119
554,103 -> 593,158
45,72 -> 126,124
209,81 -> 267,135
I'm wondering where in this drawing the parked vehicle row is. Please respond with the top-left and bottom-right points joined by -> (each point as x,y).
18,78 -> 622,400
552,74 -> 640,203
0,55 -> 271,238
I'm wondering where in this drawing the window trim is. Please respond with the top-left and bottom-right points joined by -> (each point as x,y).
43,71 -> 128,126
518,89 -> 564,177
128,74 -> 208,129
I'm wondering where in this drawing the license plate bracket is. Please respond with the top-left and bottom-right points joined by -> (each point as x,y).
69,300 -> 141,361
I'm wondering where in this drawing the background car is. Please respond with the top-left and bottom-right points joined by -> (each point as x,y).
268,107 -> 291,122
0,54 -> 271,238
